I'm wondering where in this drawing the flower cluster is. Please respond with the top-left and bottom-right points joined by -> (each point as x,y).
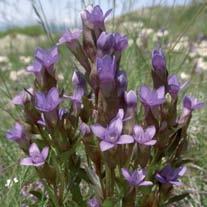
6,4 -> 204,207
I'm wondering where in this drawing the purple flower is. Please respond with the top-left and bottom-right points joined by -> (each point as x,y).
35,47 -> 59,71
91,109 -> 134,151
152,48 -> 166,71
20,143 -> 49,167
58,29 -> 82,47
178,96 -> 204,124
27,60 -> 43,74
67,71 -> 86,113
68,88 -> 84,113
80,122 -> 91,136
12,88 -> 33,105
122,168 -> 153,186
97,55 -> 116,82
167,75 -> 180,98
125,90 -> 137,107
133,125 -> 156,146
155,165 -> 186,186
183,96 -> 204,111
6,123 -> 26,142
81,5 -> 112,29
97,32 -> 115,52
113,33 -> 128,52
26,60 -> 44,83
138,85 -> 165,107
97,55 -> 116,96
117,70 -> 128,96
87,197 -> 100,207
35,87 -> 62,112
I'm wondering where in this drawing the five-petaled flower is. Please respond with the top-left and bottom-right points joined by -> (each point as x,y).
35,87 -> 62,112
35,47 -> 59,70
20,143 -> 49,167
91,109 -> 134,151
155,165 -> 186,186
178,96 -> 204,124
113,33 -> 128,52
133,125 -> 157,146
68,88 -> 84,113
58,29 -> 82,48
81,5 -> 112,29
122,168 -> 153,186
67,71 -> 86,113
12,88 -> 33,106
138,85 -> 165,107
183,96 -> 204,111
6,123 -> 26,142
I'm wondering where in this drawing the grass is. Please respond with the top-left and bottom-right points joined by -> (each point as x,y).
0,1 -> 207,206
0,25 -> 44,38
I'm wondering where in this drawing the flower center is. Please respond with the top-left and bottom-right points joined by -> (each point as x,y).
32,153 -> 44,164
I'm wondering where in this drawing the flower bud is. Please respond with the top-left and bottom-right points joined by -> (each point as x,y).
97,32 -> 115,53
58,29 -> 82,49
80,122 -> 91,136
81,5 -> 112,30
152,48 -> 166,72
125,90 -> 137,107
167,75 -> 180,98
117,70 -> 128,97
97,55 -> 116,96
113,33 -> 128,52
72,71 -> 86,88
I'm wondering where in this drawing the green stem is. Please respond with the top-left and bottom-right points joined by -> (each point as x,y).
105,164 -> 114,198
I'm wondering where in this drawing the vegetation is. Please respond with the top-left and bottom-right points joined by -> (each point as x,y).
0,1 -> 206,206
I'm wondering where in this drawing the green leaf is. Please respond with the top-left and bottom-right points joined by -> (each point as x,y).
103,199 -> 114,207
165,192 -> 190,205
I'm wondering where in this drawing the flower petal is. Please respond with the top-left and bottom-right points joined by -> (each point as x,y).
41,147 -> 49,160
144,140 -> 157,146
32,162 -> 45,167
104,8 -> 112,19
145,125 -> 156,138
134,125 -> 144,137
169,181 -> 182,186
109,118 -> 123,136
100,141 -> 114,151
20,157 -> 33,166
156,86 -> 165,99
29,143 -> 40,156
139,181 -> 153,186
121,168 -> 131,182
91,124 -> 105,139
155,173 -> 166,183
117,135 -> 134,144
139,85 -> 150,102
178,166 -> 187,176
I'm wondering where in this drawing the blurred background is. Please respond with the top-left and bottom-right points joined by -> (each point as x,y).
0,0 -> 207,206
